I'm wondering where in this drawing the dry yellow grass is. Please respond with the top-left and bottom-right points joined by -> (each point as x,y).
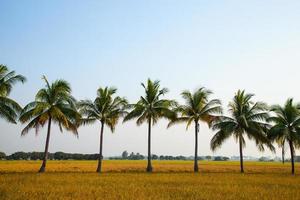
0,160 -> 300,200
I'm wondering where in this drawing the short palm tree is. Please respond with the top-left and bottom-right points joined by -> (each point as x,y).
168,87 -> 222,172
19,76 -> 80,172
267,98 -> 300,174
0,65 -> 26,123
123,79 -> 176,172
78,87 -> 127,173
211,90 -> 274,173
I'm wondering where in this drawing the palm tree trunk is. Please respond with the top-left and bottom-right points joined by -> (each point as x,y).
194,121 -> 199,172
146,117 -> 152,172
289,140 -> 295,175
97,121 -> 105,173
39,117 -> 52,173
239,135 -> 244,173
282,141 -> 285,164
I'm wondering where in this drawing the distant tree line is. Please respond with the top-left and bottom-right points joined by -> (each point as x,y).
108,151 -> 230,161
110,151 -> 145,160
258,156 -> 292,162
0,151 -> 99,160
2,151 -> 299,162
0,151 -> 230,161
0,152 -> 6,160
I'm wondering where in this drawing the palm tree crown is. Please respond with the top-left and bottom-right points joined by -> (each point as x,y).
20,76 -> 79,135
123,79 -> 176,172
267,98 -> 300,174
79,87 -> 127,131
0,65 -> 26,123
78,87 -> 127,172
211,90 -> 274,173
124,79 -> 176,125
168,87 -> 222,172
169,88 -> 222,129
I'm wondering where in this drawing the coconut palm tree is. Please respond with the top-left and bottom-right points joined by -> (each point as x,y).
0,65 -> 26,124
267,98 -> 300,174
78,87 -> 127,173
168,87 -> 222,172
211,90 -> 274,173
123,79 -> 176,172
19,76 -> 80,172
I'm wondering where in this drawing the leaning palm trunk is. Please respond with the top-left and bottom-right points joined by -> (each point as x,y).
194,121 -> 199,172
282,142 -> 285,164
97,121 -> 105,173
239,135 -> 244,173
20,77 -> 79,174
39,117 -> 52,173
147,117 -> 153,172
289,140 -> 295,175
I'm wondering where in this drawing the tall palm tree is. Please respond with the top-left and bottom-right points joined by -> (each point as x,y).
19,76 -> 80,173
267,98 -> 300,174
168,87 -> 222,172
0,65 -> 26,124
123,79 -> 176,172
211,90 -> 274,173
78,87 -> 127,173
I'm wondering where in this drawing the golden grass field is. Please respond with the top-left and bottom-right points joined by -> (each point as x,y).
0,160 -> 300,200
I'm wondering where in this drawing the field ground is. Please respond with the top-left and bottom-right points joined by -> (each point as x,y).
0,160 -> 300,200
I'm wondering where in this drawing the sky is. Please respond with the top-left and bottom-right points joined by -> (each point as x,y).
1,0 -> 300,158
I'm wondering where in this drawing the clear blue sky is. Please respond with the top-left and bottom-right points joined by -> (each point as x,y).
1,0 -> 300,157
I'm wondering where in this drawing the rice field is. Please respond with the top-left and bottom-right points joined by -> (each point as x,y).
0,160 -> 300,200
